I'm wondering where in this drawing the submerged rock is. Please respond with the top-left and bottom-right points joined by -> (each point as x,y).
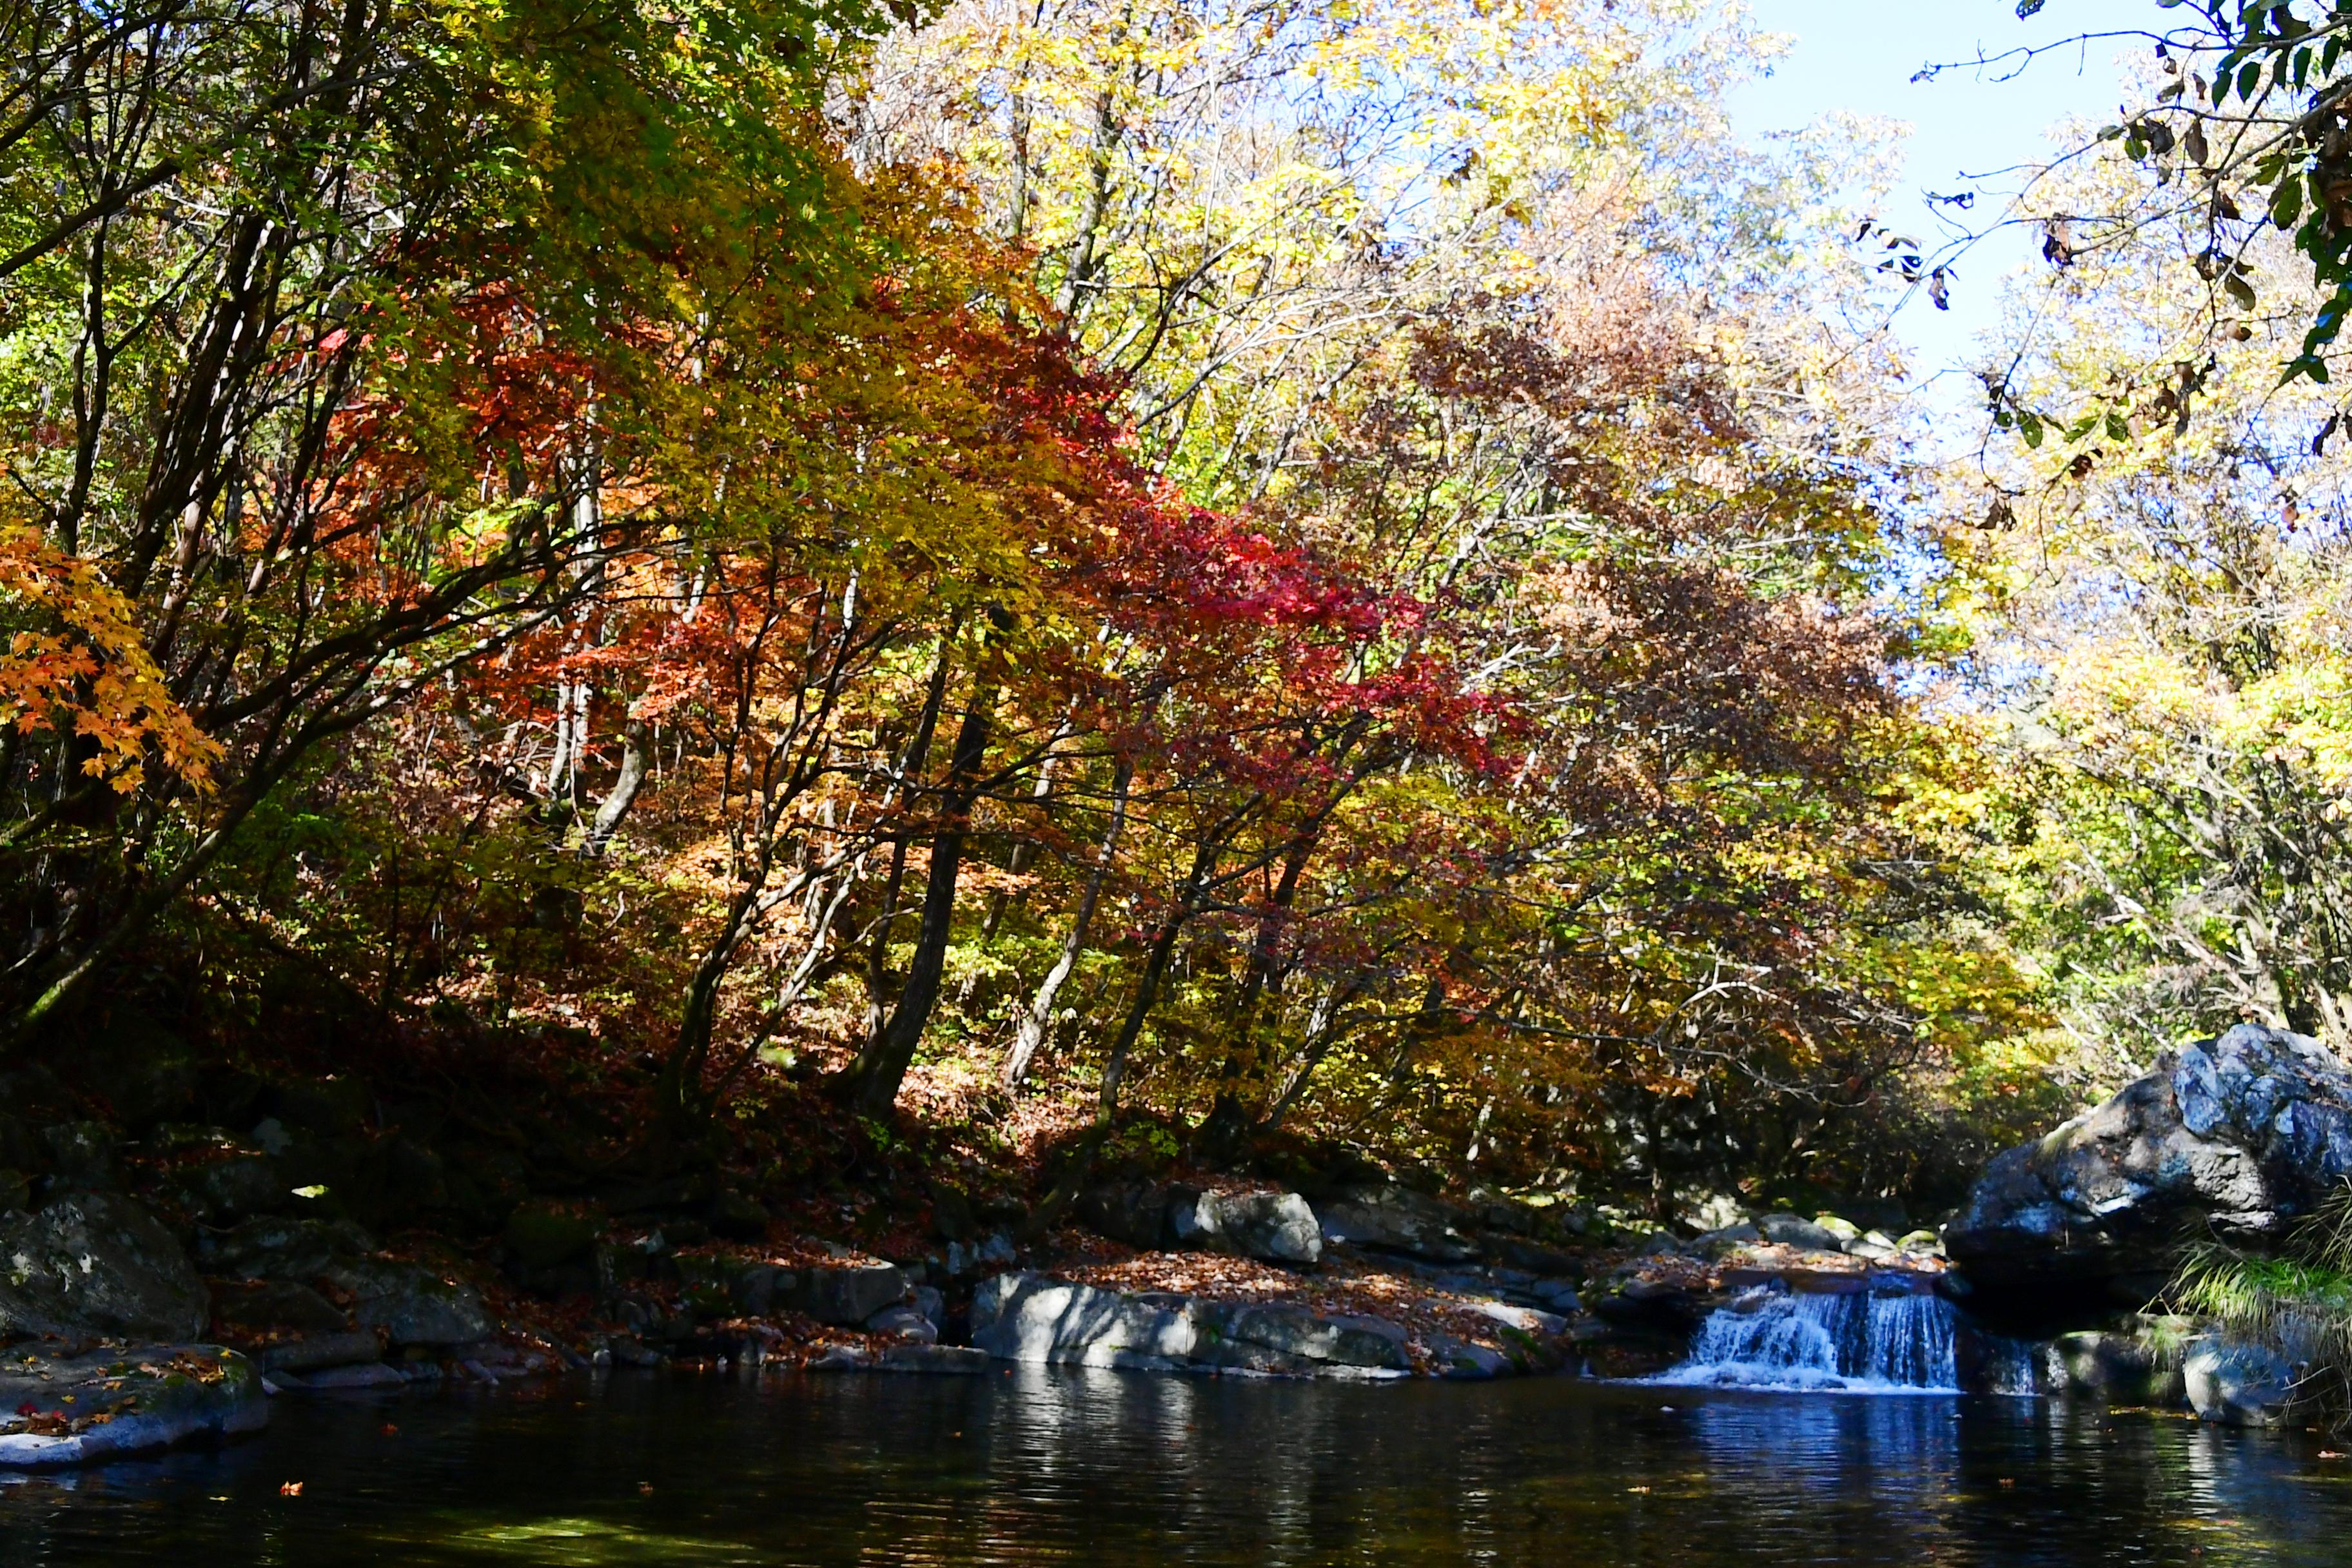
2183,1337 -> 2297,1427
0,1193 -> 208,1342
1946,1025 -> 2352,1297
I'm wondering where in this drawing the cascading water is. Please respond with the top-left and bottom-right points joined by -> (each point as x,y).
1653,1286 -> 1962,1393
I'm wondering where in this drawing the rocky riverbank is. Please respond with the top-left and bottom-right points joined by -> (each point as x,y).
9,1023 -> 2352,1466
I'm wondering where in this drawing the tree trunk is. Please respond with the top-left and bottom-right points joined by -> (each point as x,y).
1196,827 -> 1317,1159
1023,838 -> 1212,1235
850,685 -> 995,1117
1006,756 -> 1130,1088
861,645 -> 953,1045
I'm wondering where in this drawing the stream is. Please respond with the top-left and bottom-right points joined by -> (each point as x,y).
0,1369 -> 2348,1565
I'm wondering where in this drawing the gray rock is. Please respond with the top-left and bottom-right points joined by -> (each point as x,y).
779,1262 -> 908,1326
210,1280 -> 350,1337
256,1330 -> 384,1373
197,1215 -> 375,1281
1313,1184 -> 1478,1262
874,1344 -> 990,1375
676,1251 -> 781,1314
173,1155 -> 289,1225
1197,1301 -> 1411,1373
1756,1213 -> 1848,1253
0,1345 -> 266,1467
2184,1336 -> 2297,1427
674,1254 -> 910,1328
968,1272 -> 1414,1377
969,1273 -> 1197,1369
1458,1299 -> 1570,1337
0,1193 -> 206,1341
321,1258 -> 493,1347
1531,1279 -> 1583,1313
297,1362 -> 406,1391
1693,1222 -> 1763,1258
864,1302 -> 938,1344
1426,1333 -> 1514,1379
1948,1025 -> 2352,1293
1171,1191 -> 1323,1265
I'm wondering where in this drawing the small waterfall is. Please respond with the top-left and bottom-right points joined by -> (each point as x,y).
1653,1285 -> 1961,1392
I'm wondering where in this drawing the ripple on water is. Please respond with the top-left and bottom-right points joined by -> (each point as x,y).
0,1371 -> 2342,1567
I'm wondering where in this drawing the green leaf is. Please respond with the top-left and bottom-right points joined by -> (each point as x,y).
2105,411 -> 2131,442
2226,272 -> 2259,308
2020,411 -> 2044,448
2240,60 -> 2264,101
2275,178 -> 2305,230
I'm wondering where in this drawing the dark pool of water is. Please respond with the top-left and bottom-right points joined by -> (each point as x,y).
0,1371 -> 2346,1565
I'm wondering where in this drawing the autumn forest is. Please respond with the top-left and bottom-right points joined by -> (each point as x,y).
5,0 -> 2352,1369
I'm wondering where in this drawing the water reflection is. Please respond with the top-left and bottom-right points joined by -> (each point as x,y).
0,1372 -> 2344,1566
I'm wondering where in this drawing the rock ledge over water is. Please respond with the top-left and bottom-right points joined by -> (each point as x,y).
1946,1024 -> 2352,1298
968,1269 -> 1565,1378
0,1345 -> 266,1467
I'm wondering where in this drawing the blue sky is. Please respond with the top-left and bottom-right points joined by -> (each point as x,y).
1728,2 -> 2161,402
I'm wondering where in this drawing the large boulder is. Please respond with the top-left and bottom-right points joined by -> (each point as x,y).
1170,1190 -> 1322,1266
969,1273 -> 1197,1369
966,1272 -> 1415,1376
1075,1184 -> 1324,1264
1313,1184 -> 1479,1263
0,1193 -> 208,1342
672,1253 -> 907,1326
320,1257 -> 493,1348
1756,1213 -> 1848,1253
196,1215 -> 376,1281
1945,1024 -> 2352,1297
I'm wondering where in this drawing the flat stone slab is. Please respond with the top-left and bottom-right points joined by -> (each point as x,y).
0,1345 -> 266,1467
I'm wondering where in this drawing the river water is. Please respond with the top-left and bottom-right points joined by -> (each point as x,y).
0,1371 -> 2347,1565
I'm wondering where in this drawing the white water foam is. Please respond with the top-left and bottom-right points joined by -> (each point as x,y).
1651,1286 -> 1962,1393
